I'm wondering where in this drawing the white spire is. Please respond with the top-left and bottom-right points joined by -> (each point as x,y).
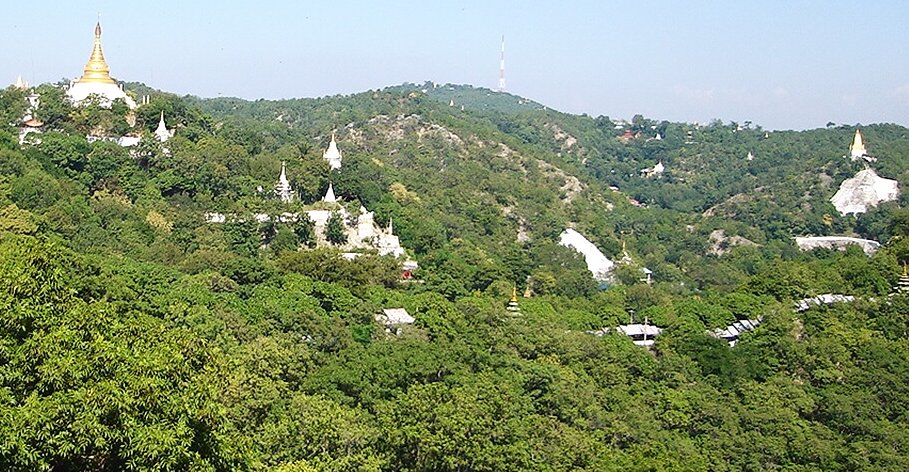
323,182 -> 337,203
275,161 -> 294,203
322,132 -> 343,170
497,36 -> 506,92
387,216 -> 394,235
746,151 -> 754,161
14,75 -> 27,90
154,111 -> 172,142
449,99 -> 454,107
850,129 -> 867,161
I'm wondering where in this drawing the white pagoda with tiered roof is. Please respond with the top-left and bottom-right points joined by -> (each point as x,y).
322,133 -> 343,170
154,112 -> 173,142
274,162 -> 294,203
13,75 -> 28,90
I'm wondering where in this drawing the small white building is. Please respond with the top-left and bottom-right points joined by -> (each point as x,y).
640,161 -> 664,178
710,319 -> 761,347
794,294 -> 855,313
376,308 -> 415,335
588,322 -> 663,348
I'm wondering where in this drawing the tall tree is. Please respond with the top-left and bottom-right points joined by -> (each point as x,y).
326,211 -> 347,246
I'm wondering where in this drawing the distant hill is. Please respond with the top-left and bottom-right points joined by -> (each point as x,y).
418,82 -> 546,114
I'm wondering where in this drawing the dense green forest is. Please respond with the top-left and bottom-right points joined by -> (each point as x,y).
2,81 -> 909,470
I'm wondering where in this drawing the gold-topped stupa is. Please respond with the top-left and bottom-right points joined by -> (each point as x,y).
507,285 -> 521,312
66,21 -> 136,109
78,22 -> 116,85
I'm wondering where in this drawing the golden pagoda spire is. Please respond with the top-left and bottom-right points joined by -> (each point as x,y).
78,22 -> 115,84
507,285 -> 520,312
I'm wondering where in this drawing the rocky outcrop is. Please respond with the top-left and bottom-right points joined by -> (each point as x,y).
794,236 -> 880,256
708,229 -> 758,256
831,169 -> 899,215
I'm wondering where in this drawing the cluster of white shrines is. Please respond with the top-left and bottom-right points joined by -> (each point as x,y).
204,136 -> 409,259
13,22 -> 408,260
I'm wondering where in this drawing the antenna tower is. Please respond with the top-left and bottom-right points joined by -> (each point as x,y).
497,36 -> 506,92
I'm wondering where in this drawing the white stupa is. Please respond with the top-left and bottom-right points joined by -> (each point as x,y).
640,161 -> 665,178
831,168 -> 899,215
154,112 -> 173,142
65,22 -> 136,109
322,183 -> 337,203
376,217 -> 405,257
13,75 -> 28,90
274,161 -> 294,203
322,133 -> 342,170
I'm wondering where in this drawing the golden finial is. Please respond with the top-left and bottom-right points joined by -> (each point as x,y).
77,21 -> 115,84
507,284 -> 521,312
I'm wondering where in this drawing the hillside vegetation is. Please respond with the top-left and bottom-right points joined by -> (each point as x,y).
1,82 -> 909,470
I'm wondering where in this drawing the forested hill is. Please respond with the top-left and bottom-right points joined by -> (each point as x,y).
188,82 -> 909,277
2,81 -> 909,469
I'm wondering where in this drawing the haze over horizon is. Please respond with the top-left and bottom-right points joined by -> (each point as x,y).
3,0 -> 907,130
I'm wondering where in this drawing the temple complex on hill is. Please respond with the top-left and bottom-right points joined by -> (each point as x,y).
206,154 -> 409,259
65,22 -> 136,109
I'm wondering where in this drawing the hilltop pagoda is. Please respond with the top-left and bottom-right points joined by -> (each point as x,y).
13,75 -> 28,90
849,129 -> 874,162
66,22 -> 136,109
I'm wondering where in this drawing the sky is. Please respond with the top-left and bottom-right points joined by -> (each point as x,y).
2,1 -> 907,130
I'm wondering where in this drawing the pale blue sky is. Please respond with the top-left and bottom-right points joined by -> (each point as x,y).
3,1 -> 907,130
